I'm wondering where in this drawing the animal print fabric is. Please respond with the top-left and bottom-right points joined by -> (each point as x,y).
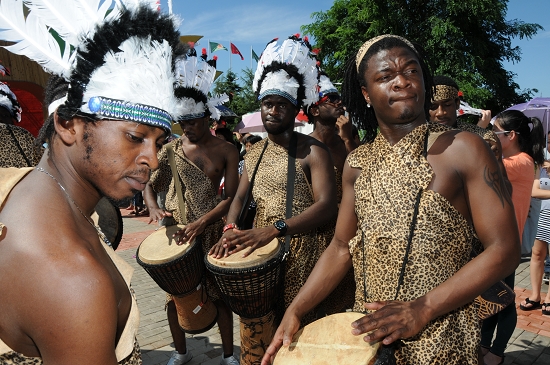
0,341 -> 142,365
347,123 -> 480,364
245,136 -> 352,325
150,138 -> 224,301
457,119 -> 498,144
0,124 -> 41,168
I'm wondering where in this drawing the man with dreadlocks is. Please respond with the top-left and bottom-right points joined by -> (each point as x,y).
0,1 -> 185,364
262,34 -> 519,365
209,34 -> 338,364
143,46 -> 240,365
0,81 -> 42,168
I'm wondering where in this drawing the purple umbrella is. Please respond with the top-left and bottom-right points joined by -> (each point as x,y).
234,111 -> 305,133
504,97 -> 550,135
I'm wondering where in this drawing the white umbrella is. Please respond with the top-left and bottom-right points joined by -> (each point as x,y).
235,111 -> 305,133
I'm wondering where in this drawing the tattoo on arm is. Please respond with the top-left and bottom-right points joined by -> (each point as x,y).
483,165 -> 512,208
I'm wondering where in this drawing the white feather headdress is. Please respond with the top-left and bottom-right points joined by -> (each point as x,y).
0,82 -> 22,122
318,74 -> 338,97
174,47 -> 229,121
0,0 -> 181,132
253,34 -> 319,108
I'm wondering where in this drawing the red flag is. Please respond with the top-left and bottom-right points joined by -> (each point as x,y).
230,43 -> 244,60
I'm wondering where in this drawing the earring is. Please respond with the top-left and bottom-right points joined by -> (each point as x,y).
367,103 -> 371,108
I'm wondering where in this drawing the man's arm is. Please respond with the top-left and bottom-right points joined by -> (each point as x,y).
176,144 -> 240,244
213,139 -> 338,258
336,114 -> 358,154
261,160 -> 359,365
350,132 -> 520,345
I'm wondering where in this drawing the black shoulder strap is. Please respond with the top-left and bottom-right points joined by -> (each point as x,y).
237,139 -> 269,227
284,132 -> 297,253
7,125 -> 33,167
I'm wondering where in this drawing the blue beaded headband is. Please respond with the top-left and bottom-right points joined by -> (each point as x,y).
88,96 -> 172,133
258,89 -> 298,106
178,112 -> 206,121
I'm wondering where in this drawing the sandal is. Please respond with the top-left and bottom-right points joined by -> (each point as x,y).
519,297 -> 542,311
542,303 -> 550,315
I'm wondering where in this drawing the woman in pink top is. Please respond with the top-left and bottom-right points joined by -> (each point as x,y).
481,110 -> 545,365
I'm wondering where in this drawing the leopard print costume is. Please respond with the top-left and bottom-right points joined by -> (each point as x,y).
456,119 -> 498,145
150,138 -> 224,301
0,341 -> 142,365
245,135 -> 352,324
0,124 -> 42,168
347,123 -> 480,365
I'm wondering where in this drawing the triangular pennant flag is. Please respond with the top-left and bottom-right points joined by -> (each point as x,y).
230,42 -> 244,60
210,41 -> 228,53
252,49 -> 259,62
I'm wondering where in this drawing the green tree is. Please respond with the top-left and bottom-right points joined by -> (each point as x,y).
213,68 -> 259,130
302,0 -> 542,112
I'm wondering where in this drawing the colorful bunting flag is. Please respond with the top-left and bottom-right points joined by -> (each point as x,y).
210,42 -> 228,53
252,49 -> 259,62
230,43 -> 244,60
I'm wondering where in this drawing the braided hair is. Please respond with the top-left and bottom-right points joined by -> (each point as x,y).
342,37 -> 433,143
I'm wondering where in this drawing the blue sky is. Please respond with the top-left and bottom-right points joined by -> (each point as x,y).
166,0 -> 550,104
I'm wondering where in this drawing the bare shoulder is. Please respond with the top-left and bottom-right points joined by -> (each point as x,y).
296,132 -> 331,155
430,129 -> 492,166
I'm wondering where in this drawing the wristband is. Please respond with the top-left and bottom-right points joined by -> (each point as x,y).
223,223 -> 238,233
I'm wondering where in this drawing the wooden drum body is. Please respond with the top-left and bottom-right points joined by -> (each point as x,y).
205,238 -> 285,318
273,312 -> 379,365
136,225 -> 203,296
173,283 -> 218,334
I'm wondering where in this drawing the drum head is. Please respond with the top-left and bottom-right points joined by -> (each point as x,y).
92,197 -> 123,250
206,238 -> 280,268
138,225 -> 194,264
273,312 -> 379,365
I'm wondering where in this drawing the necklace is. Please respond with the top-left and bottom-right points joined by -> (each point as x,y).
36,167 -> 112,247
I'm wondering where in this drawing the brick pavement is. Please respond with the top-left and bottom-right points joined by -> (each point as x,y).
116,211 -> 550,364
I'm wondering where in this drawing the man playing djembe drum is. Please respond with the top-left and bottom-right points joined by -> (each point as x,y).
0,2 -> 186,364
143,46 -> 240,365
209,34 -> 348,364
261,35 -> 520,365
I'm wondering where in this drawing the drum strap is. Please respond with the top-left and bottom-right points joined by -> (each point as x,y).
166,144 -> 187,225
284,132 -> 297,253
237,138 -> 269,228
6,124 -> 33,167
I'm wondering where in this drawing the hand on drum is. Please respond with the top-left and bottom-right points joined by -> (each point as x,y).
351,299 -> 430,345
148,208 -> 172,225
173,220 -> 205,246
209,226 -> 278,258
261,311 -> 301,365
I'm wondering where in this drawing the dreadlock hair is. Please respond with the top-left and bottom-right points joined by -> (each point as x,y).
342,37 -> 433,143
45,5 -> 185,142
36,75 -> 69,147
495,110 -> 545,166
433,75 -> 458,90
255,61 -> 305,112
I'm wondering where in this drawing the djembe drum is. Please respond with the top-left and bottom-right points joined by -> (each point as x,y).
137,225 -> 217,333
273,312 -> 379,365
91,197 -> 123,250
205,238 -> 285,365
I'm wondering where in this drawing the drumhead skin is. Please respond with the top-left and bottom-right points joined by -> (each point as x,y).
206,238 -> 280,268
138,225 -> 193,264
273,312 -> 379,365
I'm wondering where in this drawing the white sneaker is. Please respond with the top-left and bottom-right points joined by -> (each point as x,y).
167,350 -> 192,365
220,355 -> 239,365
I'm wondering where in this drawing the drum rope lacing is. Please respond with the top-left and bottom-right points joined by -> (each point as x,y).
36,166 -> 112,247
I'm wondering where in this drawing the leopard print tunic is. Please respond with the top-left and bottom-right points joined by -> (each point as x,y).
245,136 -> 352,325
347,123 -> 479,365
150,138 -> 224,301
456,120 -> 497,144
0,124 -> 42,168
0,341 -> 142,365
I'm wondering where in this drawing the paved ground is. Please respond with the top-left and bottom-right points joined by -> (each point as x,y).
116,211 -> 550,365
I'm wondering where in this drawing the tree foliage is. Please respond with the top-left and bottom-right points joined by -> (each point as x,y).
213,68 -> 259,130
302,0 -> 542,113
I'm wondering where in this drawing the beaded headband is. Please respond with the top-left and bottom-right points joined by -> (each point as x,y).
432,85 -> 459,102
355,34 -> 417,72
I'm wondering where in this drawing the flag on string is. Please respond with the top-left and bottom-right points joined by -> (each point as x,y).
230,43 -> 244,60
252,49 -> 259,62
210,42 -> 228,53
